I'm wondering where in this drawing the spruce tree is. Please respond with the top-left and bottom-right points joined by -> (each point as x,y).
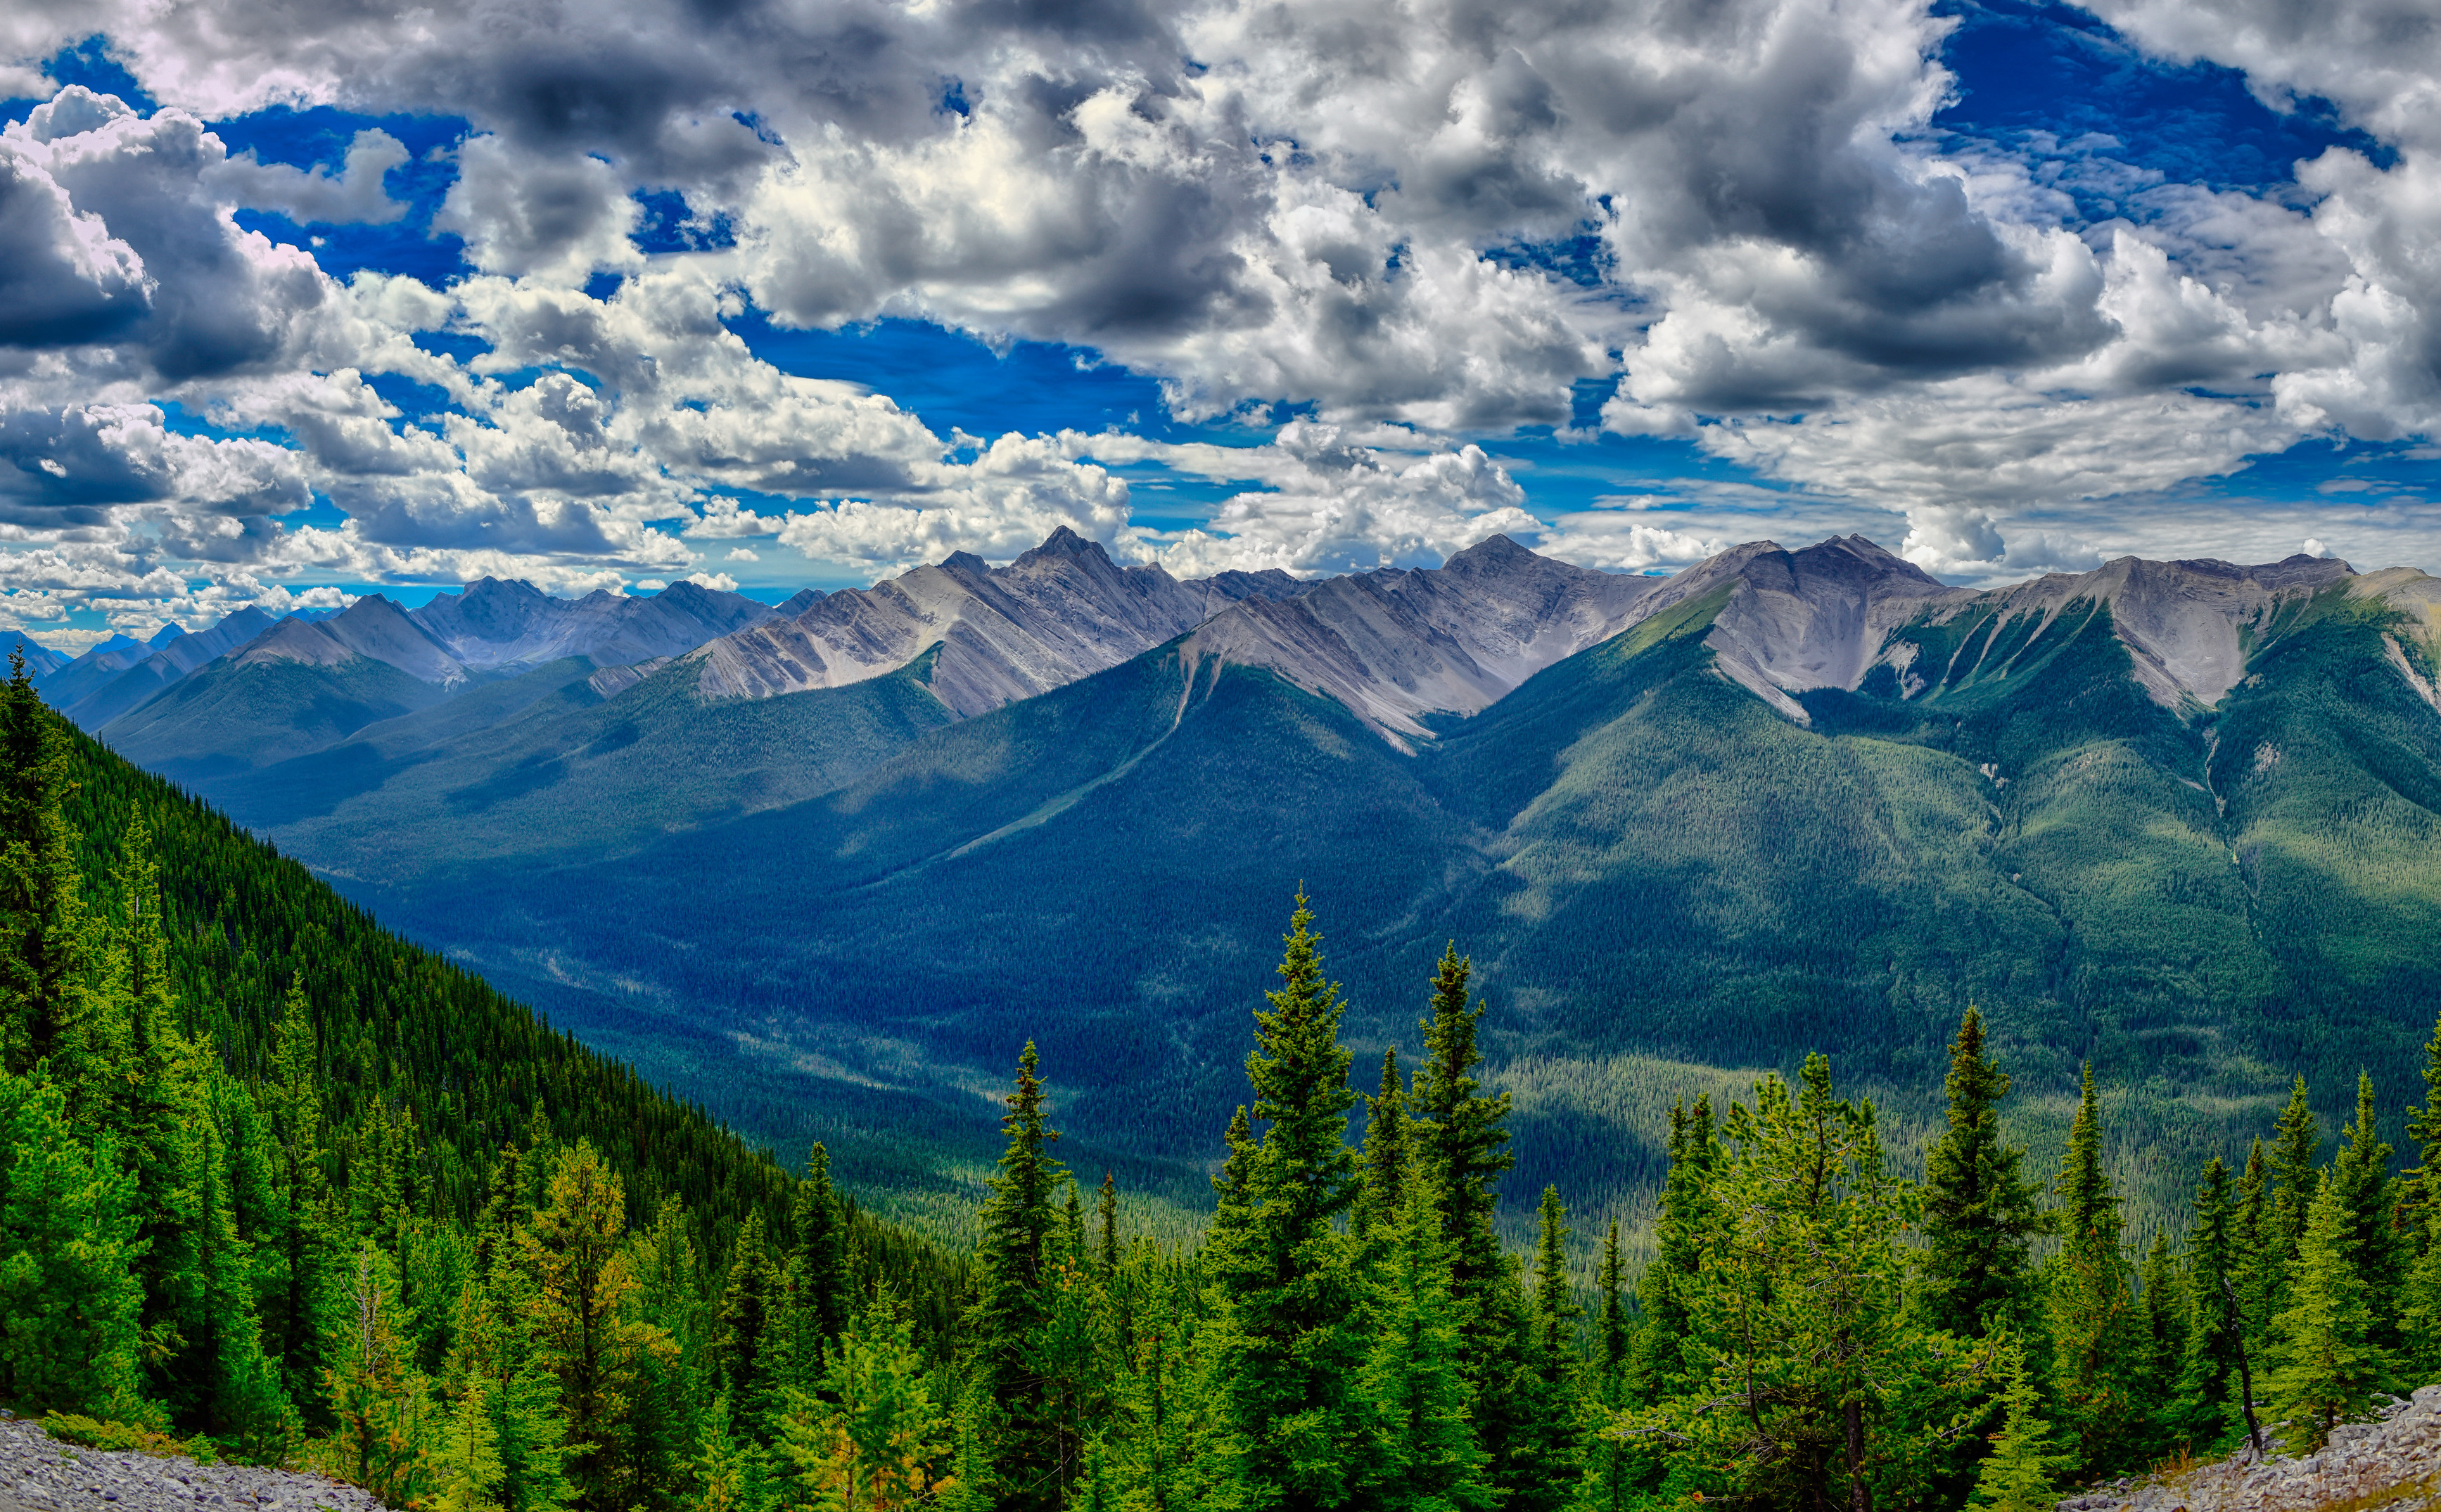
1202,891 -> 1364,1512
1636,1095 -> 1717,1398
1917,1007 -> 2046,1340
1358,1153 -> 1493,1512
1356,1046 -> 1410,1241
2234,1139 -> 2274,1340
1576,1219 -> 1634,1512
2408,1007 -> 2441,1226
1971,1350 -> 2069,1512
0,1070 -> 147,1418
715,1212 -> 784,1427
965,1042 -> 1068,1510
2268,1178 -> 2384,1452
2179,1157 -> 2245,1436
0,652 -> 92,1082
2324,1072 -> 2407,1359
2266,1077 -> 2321,1268
789,1143 -> 850,1384
2045,1064 -> 2139,1477
1503,1184 -> 1584,1512
2136,1231 -> 2189,1433
1095,1171 -> 1118,1277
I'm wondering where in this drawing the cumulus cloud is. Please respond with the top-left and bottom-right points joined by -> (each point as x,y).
0,0 -> 2436,615
208,128 -> 409,225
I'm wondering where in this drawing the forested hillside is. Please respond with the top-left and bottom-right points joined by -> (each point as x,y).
11,705 -> 2440,1512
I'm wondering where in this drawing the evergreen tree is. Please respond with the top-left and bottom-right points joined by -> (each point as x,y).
965,1042 -> 1069,1510
527,1140 -> 669,1511
2324,1072 -> 2407,1360
1358,1154 -> 1493,1512
262,977 -> 334,1414
789,1143 -> 850,1385
1503,1184 -> 1584,1512
2233,1139 -> 2275,1341
2136,1232 -> 2188,1430
1356,1047 -> 1410,1241
1634,1095 -> 1718,1399
2044,1064 -> 2139,1478
0,649 -> 94,1082
321,1241 -> 440,1507
2179,1157 -> 2245,1437
438,1375 -> 509,1512
1970,1350 -> 2069,1512
1917,1007 -> 2046,1340
1095,1171 -> 1118,1278
1202,891 -> 1365,1512
1575,1219 -> 1635,1512
2265,1077 -> 2321,1269
2267,1178 -> 2384,1453
774,1293 -> 955,1508
715,1212 -> 784,1428
0,1070 -> 148,1418
1651,1056 -> 2001,1512
2408,1006 -> 2441,1226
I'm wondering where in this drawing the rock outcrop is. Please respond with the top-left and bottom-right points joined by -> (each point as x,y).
2057,1386 -> 2441,1512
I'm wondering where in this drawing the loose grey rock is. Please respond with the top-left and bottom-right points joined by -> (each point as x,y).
2053,1385 -> 2441,1512
0,1418 -> 381,1512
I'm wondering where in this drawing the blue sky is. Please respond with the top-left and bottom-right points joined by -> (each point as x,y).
1,0 -> 2437,641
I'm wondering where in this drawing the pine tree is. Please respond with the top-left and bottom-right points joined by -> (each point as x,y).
1917,1007 -> 2046,1340
262,977 -> 334,1414
526,1140 -> 668,1511
2044,1064 -> 2139,1478
1970,1350 -> 2069,1512
965,1042 -> 1068,1510
774,1293 -> 955,1508
2408,1006 -> 2441,1228
438,1375 -> 510,1512
2268,1178 -> 2384,1453
2234,1139 -> 2275,1341
1657,1056 -> 2000,1512
1502,1184 -> 1584,1512
715,1212 -> 784,1428
1202,891 -> 1365,1512
321,1241 -> 440,1506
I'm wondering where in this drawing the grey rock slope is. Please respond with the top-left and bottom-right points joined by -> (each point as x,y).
57,607 -> 279,729
409,577 -> 777,671
686,526 -> 1294,713
2057,1382 -> 2441,1512
229,596 -> 471,684
1178,533 -> 1667,739
37,632 -> 158,711
0,1416 -> 379,1511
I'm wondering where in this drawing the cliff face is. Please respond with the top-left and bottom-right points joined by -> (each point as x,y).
2059,1385 -> 2441,1512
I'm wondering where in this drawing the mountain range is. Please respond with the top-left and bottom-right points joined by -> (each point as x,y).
39,527 -> 2441,1225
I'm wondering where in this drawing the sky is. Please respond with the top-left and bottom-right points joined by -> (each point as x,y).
1,0 -> 2439,646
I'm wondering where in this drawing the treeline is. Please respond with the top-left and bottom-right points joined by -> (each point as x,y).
9,643 -> 2441,1511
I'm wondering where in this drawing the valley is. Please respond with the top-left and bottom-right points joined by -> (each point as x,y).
29,529 -> 2441,1244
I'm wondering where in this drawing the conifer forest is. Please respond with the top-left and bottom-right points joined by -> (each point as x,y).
7,653 -> 2441,1512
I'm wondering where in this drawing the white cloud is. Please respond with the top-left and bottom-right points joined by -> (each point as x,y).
207,128 -> 409,225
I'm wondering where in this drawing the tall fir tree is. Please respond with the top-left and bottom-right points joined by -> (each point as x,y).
965,1041 -> 1069,1511
1202,892 -> 1365,1512
1575,1219 -> 1636,1512
1917,1007 -> 2046,1340
1971,1349 -> 2070,1512
1095,1171 -> 1118,1278
788,1143 -> 850,1387
2179,1157 -> 2246,1437
0,649 -> 93,1082
1634,1095 -> 1718,1399
2267,1177 -> 2384,1452
2045,1064 -> 2139,1478
2265,1077 -> 2321,1271
2136,1231 -> 2189,1437
1356,1046 -> 1410,1241
1358,1150 -> 1493,1512
2324,1072 -> 2407,1362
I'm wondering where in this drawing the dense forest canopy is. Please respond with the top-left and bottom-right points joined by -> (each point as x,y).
3,657 -> 2439,1511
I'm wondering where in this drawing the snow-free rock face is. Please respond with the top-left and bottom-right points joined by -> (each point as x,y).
57,607 -> 279,729
2056,1383 -> 2441,1512
409,577 -> 777,670
0,1415 -> 383,1511
685,527 -> 1287,714
1178,534 -> 1666,740
231,596 -> 469,684
1878,553 -> 2359,710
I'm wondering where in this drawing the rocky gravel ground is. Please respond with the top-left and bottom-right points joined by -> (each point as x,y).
0,1418 -> 380,1511
2059,1385 -> 2441,1512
